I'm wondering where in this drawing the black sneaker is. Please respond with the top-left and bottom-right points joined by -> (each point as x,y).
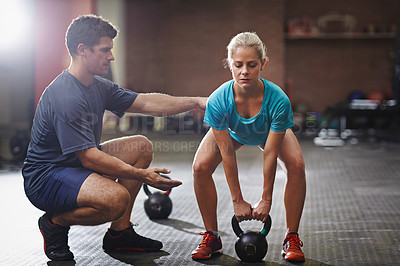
103,223 -> 162,252
38,213 -> 74,261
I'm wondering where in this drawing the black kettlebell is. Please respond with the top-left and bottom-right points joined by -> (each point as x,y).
231,214 -> 272,262
143,174 -> 173,220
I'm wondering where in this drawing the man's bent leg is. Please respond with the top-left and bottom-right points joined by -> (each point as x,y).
37,169 -> 129,261
52,173 -> 130,226
100,135 -> 154,230
100,135 -> 163,252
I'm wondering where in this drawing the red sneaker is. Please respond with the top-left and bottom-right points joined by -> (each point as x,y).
191,232 -> 222,260
282,232 -> 305,262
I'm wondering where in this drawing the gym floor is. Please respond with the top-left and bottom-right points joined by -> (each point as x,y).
1,134 -> 400,266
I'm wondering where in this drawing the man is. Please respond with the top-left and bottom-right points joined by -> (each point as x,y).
22,14 -> 206,261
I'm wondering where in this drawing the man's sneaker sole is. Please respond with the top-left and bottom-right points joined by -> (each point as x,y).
104,245 -> 161,253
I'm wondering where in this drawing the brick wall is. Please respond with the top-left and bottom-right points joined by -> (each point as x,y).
125,0 -> 285,97
124,0 -> 399,113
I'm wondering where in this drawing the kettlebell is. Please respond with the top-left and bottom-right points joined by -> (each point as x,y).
143,174 -> 173,220
231,214 -> 272,262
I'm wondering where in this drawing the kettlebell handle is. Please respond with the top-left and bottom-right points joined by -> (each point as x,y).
143,174 -> 172,196
231,214 -> 272,237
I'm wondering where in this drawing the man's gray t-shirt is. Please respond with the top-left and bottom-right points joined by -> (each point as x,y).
22,70 -> 137,196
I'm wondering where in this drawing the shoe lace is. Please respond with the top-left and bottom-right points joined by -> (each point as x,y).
286,234 -> 303,250
198,232 -> 214,248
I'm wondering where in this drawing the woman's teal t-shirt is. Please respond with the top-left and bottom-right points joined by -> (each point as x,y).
204,78 -> 294,146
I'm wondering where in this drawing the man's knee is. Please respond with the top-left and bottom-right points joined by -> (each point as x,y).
118,135 -> 153,167
136,135 -> 153,160
105,186 -> 131,221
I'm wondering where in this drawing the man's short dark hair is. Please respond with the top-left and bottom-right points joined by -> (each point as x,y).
65,14 -> 118,56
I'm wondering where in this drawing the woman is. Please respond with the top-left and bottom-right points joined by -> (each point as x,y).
191,32 -> 306,262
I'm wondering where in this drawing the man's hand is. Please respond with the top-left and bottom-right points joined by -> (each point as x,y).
233,199 -> 252,222
143,167 -> 182,191
252,199 -> 272,223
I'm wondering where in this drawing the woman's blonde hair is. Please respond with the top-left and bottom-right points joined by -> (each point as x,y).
224,32 -> 269,68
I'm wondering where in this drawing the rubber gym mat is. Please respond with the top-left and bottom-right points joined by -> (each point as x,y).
0,139 -> 399,265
